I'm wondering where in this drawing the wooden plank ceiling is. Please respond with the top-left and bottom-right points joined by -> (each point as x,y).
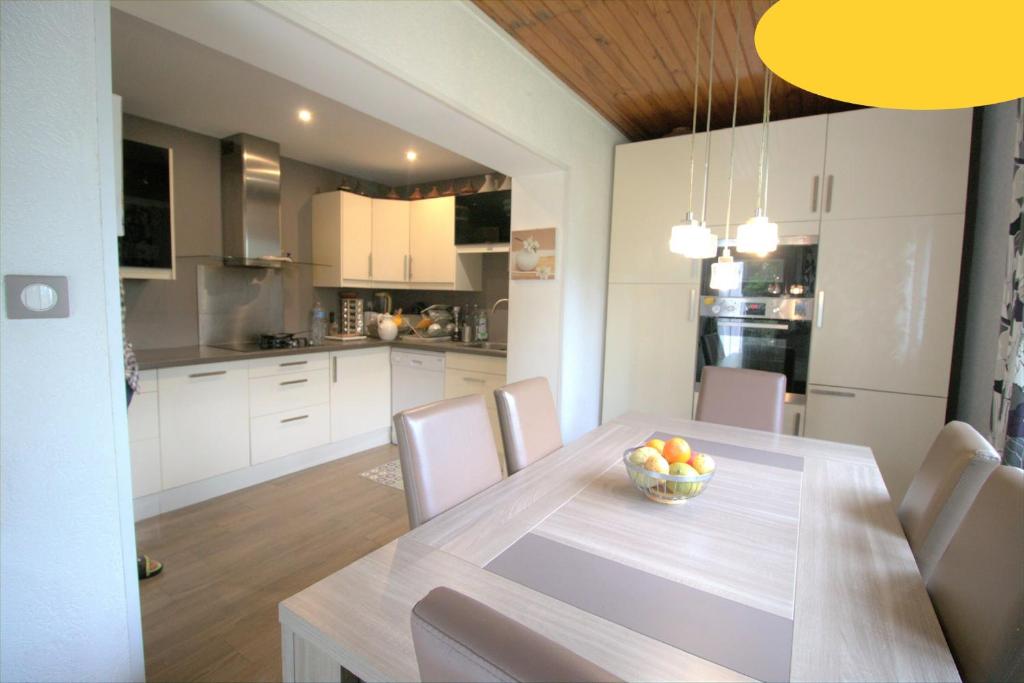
473,0 -> 858,141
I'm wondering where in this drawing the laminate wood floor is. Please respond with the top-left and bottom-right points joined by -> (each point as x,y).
135,444 -> 408,682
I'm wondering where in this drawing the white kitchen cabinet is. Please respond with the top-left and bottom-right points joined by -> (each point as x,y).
409,196 -> 456,285
330,347 -> 391,443
312,191 -> 373,287
821,108 -> 972,220
705,114 -> 828,227
809,214 -> 964,397
249,369 -> 330,418
607,135 -> 706,284
444,352 -> 507,473
371,198 -> 410,283
602,283 -> 700,423
804,385 -> 947,505
250,404 -> 331,466
158,361 -> 250,489
128,369 -> 161,497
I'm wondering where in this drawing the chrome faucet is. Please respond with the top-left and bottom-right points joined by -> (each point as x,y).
490,298 -> 509,315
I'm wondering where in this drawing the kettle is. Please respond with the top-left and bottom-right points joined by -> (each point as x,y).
373,292 -> 392,315
376,313 -> 398,341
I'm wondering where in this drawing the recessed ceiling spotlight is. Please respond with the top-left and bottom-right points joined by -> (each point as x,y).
297,109 -> 313,123
405,150 -> 418,162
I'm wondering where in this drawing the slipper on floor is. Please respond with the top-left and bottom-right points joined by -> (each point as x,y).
138,555 -> 163,580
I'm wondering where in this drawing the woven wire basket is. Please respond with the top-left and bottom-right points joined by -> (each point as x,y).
622,448 -> 715,504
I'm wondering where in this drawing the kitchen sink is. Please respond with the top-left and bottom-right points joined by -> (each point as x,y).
461,341 -> 507,351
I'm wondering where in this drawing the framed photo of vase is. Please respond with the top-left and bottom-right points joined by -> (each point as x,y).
510,227 -> 556,280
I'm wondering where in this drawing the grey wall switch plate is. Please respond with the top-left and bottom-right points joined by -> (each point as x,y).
4,275 -> 70,319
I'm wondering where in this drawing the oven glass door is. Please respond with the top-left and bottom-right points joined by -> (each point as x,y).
697,317 -> 811,394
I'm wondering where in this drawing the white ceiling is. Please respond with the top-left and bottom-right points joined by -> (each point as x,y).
111,10 -> 493,187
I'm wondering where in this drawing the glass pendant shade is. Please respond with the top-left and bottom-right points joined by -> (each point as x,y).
669,215 -> 718,259
736,212 -> 779,256
709,249 -> 742,291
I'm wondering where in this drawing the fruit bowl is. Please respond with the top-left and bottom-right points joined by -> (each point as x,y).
623,447 -> 715,504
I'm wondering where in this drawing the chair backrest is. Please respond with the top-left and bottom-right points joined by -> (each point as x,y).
394,395 -> 503,529
927,465 -> 1024,683
695,366 -> 786,433
898,421 -> 1000,581
494,377 -> 563,475
411,586 -> 621,683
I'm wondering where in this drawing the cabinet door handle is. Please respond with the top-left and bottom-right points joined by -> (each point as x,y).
462,376 -> 486,384
189,370 -> 226,379
824,174 -> 834,213
810,388 -> 856,398
811,175 -> 820,212
332,356 -> 338,383
794,411 -> 802,435
815,290 -> 825,329
279,378 -> 308,386
409,256 -> 413,280
280,414 -> 309,423
688,289 -> 697,321
403,254 -> 409,281
368,253 -> 373,278
279,360 -> 307,367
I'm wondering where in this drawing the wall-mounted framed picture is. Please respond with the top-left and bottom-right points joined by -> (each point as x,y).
119,139 -> 176,280
510,226 -> 556,280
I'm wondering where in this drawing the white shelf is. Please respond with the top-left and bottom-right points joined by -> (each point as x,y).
456,243 -> 509,254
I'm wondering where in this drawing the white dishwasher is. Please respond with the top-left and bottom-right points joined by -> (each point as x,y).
390,349 -> 446,444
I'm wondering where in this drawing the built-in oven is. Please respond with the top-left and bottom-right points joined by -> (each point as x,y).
696,239 -> 818,396
696,297 -> 813,395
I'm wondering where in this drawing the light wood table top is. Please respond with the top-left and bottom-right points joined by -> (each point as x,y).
279,413 -> 959,682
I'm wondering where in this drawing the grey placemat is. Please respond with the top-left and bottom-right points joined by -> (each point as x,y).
487,532 -> 794,682
647,431 -> 805,472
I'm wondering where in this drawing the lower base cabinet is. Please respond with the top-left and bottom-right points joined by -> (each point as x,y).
251,404 -> 331,466
158,361 -> 251,490
603,283 -> 700,423
330,347 -> 391,442
443,352 -> 507,474
804,384 -> 947,505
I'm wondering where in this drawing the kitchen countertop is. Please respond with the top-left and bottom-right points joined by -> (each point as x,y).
135,336 -> 506,371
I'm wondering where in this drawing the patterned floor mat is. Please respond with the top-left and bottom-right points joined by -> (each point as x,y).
359,459 -> 404,491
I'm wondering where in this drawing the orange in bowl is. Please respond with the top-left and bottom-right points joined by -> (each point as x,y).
644,438 -> 666,453
663,437 -> 692,465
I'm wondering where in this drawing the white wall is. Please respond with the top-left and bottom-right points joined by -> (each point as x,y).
114,0 -> 627,440
0,2 -> 143,681
957,101 -> 1021,434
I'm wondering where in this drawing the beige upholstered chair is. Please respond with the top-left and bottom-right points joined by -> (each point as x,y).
394,395 -> 503,529
897,421 -> 1000,581
927,465 -> 1024,683
695,366 -> 786,433
411,587 -> 621,683
494,377 -> 563,475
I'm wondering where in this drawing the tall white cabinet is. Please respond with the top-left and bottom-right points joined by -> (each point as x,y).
604,106 -> 973,505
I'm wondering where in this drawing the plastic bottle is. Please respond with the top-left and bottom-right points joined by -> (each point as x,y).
475,308 -> 489,342
311,300 -> 327,345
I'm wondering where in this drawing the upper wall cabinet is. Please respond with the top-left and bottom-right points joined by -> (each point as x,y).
607,135 -> 706,284
704,114 -> 828,227
313,190 -> 481,291
371,198 -> 411,283
313,190 -> 372,287
821,108 -> 973,220
119,139 -> 177,280
410,197 -> 456,285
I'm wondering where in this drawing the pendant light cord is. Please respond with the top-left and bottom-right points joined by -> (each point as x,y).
723,19 -> 741,242
687,6 -> 703,216
756,69 -> 774,213
699,0 -> 717,225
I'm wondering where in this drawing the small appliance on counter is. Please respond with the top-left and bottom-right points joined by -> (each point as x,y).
337,293 -> 365,337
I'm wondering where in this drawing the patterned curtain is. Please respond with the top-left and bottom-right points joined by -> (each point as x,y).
992,99 -> 1024,467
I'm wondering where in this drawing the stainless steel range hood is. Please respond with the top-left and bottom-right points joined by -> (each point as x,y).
220,133 -> 287,268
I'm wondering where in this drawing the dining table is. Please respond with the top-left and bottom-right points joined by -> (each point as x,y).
278,412 -> 960,682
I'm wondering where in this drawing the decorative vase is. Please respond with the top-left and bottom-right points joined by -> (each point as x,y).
377,314 -> 398,341
516,249 -> 539,272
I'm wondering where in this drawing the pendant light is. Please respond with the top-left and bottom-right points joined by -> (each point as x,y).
669,5 -> 716,259
709,13 -> 744,292
736,69 -> 779,256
